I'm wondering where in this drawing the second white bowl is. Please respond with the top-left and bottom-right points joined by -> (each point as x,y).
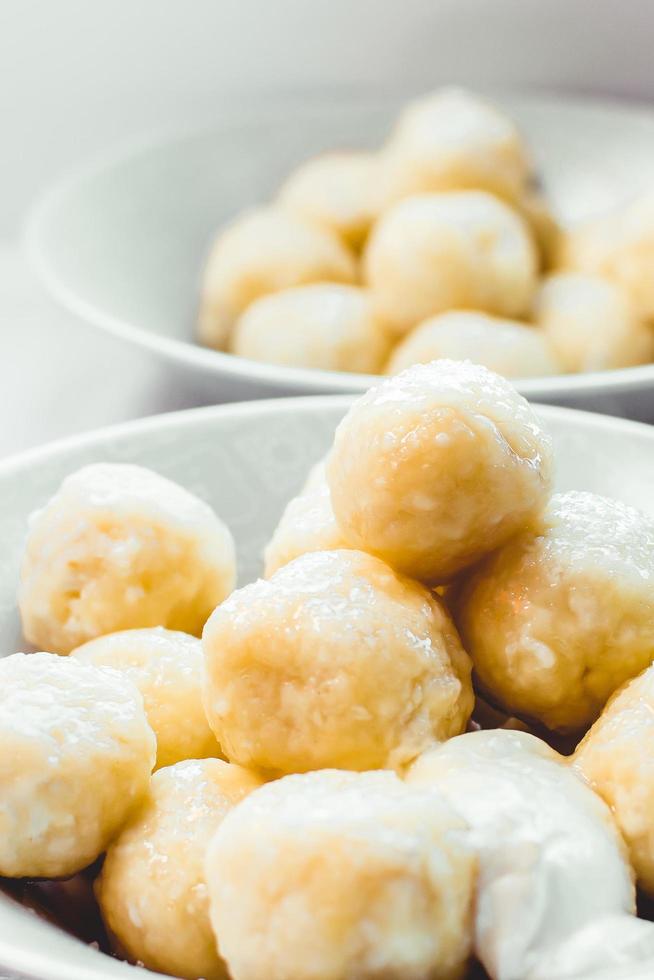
27,92 -> 654,417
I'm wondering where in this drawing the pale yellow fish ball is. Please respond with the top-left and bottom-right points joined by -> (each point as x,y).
455,491 -> 654,733
0,652 -> 155,878
97,758 -> 262,980
206,769 -> 475,980
533,272 -> 652,373
278,151 -> 380,249
202,549 -> 473,775
327,359 -> 553,583
230,283 -> 390,373
515,188 -> 562,270
197,206 -> 358,349
72,627 -> 222,769
560,190 -> 654,320
378,87 -> 532,208
407,730 -> 635,980
573,664 -> 654,896
364,191 -> 538,337
263,460 -> 351,577
19,463 -> 236,654
386,310 -> 560,379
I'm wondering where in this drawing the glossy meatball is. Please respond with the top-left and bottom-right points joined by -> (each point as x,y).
263,460 -> 351,577
386,311 -> 560,378
364,191 -> 537,337
573,664 -> 654,895
0,652 -> 155,878
278,151 -> 379,249
206,769 -> 475,980
97,759 -> 262,980
378,87 -> 531,207
231,284 -> 390,373
202,549 -> 473,775
534,272 -> 652,372
455,491 -> 654,732
198,206 -> 357,349
407,730 -> 634,980
72,627 -> 222,769
328,360 -> 553,583
19,463 -> 236,654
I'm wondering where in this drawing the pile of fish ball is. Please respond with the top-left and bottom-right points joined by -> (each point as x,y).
5,359 -> 654,979
198,87 -> 654,380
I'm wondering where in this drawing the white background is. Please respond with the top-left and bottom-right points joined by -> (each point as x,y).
3,0 -> 654,237
1,0 -> 654,454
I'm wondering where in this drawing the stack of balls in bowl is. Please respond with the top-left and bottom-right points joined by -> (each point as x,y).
5,358 -> 654,980
198,87 -> 654,379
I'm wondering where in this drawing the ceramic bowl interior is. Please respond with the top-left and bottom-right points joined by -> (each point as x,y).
26,92 -> 654,415
2,397 -> 654,978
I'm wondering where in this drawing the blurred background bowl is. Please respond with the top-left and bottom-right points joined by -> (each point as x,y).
26,91 -> 654,419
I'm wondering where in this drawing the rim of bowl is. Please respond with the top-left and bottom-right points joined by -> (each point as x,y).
23,88 -> 654,398
4,394 -> 654,481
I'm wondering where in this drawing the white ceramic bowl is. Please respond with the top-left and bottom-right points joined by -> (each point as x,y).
1,396 -> 654,979
26,92 -> 654,420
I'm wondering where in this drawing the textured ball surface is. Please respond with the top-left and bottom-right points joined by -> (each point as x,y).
455,491 -> 654,732
19,463 -> 236,654
97,758 -> 262,980
206,768 -> 475,980
574,664 -> 654,896
0,652 -> 155,878
73,627 -> 222,769
203,548 -> 472,775
328,360 -> 553,583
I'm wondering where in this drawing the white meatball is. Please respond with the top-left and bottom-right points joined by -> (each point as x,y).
327,360 -> 553,583
364,191 -> 538,336
97,758 -> 262,980
72,627 -> 222,769
407,730 -> 635,980
197,206 -> 357,349
560,190 -> 654,320
0,652 -> 155,878
263,460 -> 351,576
202,549 -> 473,775
386,311 -> 560,378
19,463 -> 236,654
206,769 -> 475,980
230,284 -> 390,373
278,151 -> 379,249
455,491 -> 654,733
573,664 -> 654,895
534,272 -> 652,372
529,915 -> 654,980
378,87 -> 532,208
